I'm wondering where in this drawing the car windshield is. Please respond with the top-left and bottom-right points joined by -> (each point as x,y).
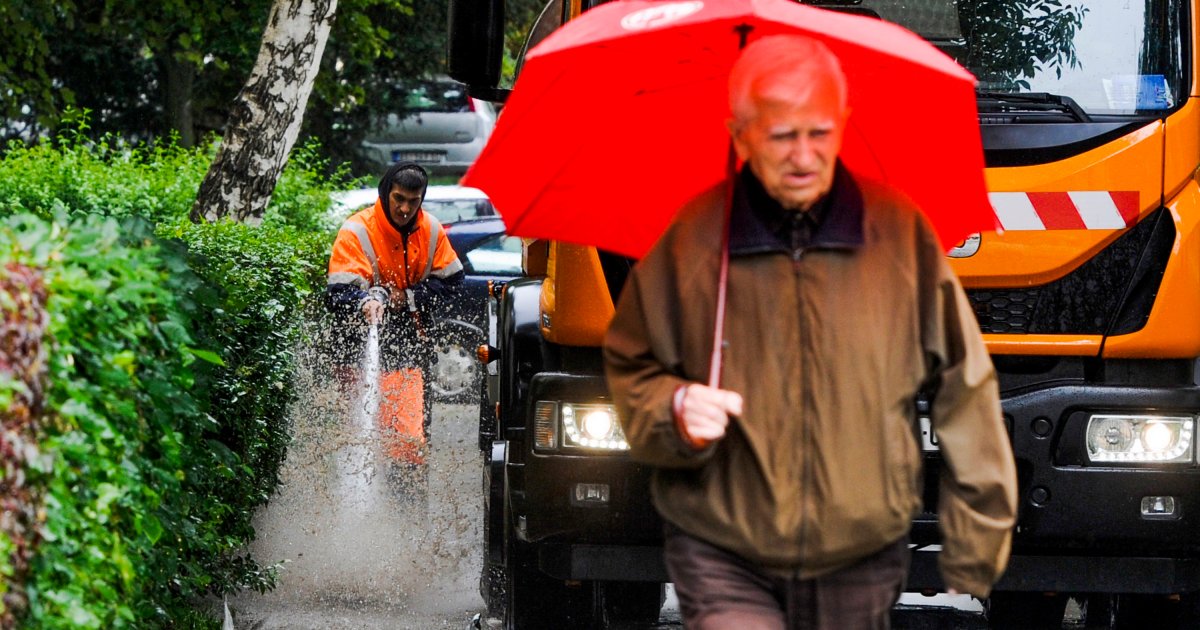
396,80 -> 473,114
856,0 -> 1187,116
424,198 -> 495,224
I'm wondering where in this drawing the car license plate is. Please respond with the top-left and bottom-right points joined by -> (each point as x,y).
919,416 -> 940,452
393,150 -> 444,163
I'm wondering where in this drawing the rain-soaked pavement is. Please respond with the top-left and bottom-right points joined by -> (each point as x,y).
222,332 -> 1084,629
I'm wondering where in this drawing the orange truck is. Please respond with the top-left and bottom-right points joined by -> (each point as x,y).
451,1 -> 1200,627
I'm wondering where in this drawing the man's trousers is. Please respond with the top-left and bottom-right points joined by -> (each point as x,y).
664,523 -> 910,630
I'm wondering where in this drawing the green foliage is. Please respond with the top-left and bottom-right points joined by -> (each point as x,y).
2,0 -> 451,177
0,0 -> 72,135
0,120 -> 210,224
0,125 -> 338,627
0,117 -> 350,231
0,0 -> 269,145
158,217 -> 328,518
266,137 -> 356,232
1,213 -> 204,626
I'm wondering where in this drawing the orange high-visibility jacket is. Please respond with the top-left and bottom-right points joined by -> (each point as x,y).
327,199 -> 462,293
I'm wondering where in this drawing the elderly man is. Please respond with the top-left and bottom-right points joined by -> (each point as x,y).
603,35 -> 1017,629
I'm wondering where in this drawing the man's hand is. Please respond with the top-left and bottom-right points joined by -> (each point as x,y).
678,384 -> 743,442
361,299 -> 385,325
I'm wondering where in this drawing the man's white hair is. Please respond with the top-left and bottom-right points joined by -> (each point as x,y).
728,35 -> 848,127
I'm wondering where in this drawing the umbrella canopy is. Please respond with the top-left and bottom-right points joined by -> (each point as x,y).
463,0 -> 998,259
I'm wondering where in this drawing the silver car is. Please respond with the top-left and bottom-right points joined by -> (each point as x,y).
329,185 -> 496,225
359,79 -> 497,176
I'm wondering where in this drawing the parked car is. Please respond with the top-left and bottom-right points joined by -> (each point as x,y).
329,185 -> 496,226
358,78 -> 497,176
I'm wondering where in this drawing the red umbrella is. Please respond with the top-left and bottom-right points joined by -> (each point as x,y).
462,0 -> 998,259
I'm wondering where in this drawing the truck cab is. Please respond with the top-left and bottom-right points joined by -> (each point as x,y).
452,1 -> 1200,627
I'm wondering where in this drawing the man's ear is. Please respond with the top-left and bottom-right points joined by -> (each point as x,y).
726,119 -> 750,161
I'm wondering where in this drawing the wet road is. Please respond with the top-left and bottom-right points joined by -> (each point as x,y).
223,360 -> 1056,629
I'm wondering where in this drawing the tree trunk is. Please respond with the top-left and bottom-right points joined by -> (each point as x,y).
190,0 -> 337,224
163,55 -> 195,147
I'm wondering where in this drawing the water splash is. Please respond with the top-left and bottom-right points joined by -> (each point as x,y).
339,324 -> 383,511
358,324 -> 382,427
226,315 -> 484,628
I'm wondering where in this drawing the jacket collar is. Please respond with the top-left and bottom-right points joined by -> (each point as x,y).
728,162 -> 865,256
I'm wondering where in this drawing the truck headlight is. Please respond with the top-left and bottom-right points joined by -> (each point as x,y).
562,403 -> 629,451
532,401 -> 630,452
564,400 -> 633,448
1085,415 -> 1194,463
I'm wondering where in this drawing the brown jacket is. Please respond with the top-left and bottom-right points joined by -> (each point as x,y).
603,167 -> 1017,597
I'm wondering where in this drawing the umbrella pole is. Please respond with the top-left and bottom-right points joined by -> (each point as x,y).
707,146 -> 735,389
708,24 -> 752,389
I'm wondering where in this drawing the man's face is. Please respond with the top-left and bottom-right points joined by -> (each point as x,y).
387,184 -> 424,226
729,79 -> 847,212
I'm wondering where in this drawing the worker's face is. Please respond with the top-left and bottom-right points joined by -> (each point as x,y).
729,78 -> 847,212
387,184 -> 424,226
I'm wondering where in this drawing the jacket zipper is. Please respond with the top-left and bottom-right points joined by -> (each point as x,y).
794,248 -> 811,578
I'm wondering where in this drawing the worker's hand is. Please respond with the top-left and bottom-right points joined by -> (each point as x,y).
678,384 -> 743,442
361,298 -> 385,325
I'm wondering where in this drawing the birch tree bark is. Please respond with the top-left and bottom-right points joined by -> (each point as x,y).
190,0 -> 337,224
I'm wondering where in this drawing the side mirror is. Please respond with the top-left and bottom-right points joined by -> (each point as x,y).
448,0 -> 505,91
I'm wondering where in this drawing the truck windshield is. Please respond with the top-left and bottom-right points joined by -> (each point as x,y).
860,0 -> 1187,116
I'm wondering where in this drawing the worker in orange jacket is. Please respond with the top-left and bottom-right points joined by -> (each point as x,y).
326,162 -> 464,471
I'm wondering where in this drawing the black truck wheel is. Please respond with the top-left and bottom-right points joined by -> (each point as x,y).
503,538 -> 594,630
1081,594 -> 1114,628
1111,592 -> 1200,629
479,441 -> 506,618
593,581 -> 665,625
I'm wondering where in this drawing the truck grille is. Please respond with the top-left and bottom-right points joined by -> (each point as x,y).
965,208 -> 1172,335
968,289 -> 1040,334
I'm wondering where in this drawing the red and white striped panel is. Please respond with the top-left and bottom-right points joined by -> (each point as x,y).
989,191 -> 1140,230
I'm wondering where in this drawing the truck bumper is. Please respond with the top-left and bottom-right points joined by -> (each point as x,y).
537,544 -> 1200,593
999,384 -> 1200,550
918,384 -> 1200,549
910,382 -> 1200,594
538,543 -> 669,582
513,450 -> 664,545
908,549 -> 1200,594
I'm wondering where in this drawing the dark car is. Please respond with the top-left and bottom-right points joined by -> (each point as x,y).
427,218 -> 521,402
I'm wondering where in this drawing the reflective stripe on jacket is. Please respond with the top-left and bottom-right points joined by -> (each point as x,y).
327,199 -> 462,291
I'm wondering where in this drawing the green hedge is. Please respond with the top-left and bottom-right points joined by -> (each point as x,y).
0,127 -> 340,627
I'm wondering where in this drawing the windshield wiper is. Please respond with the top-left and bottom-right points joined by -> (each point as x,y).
976,91 -> 1093,123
